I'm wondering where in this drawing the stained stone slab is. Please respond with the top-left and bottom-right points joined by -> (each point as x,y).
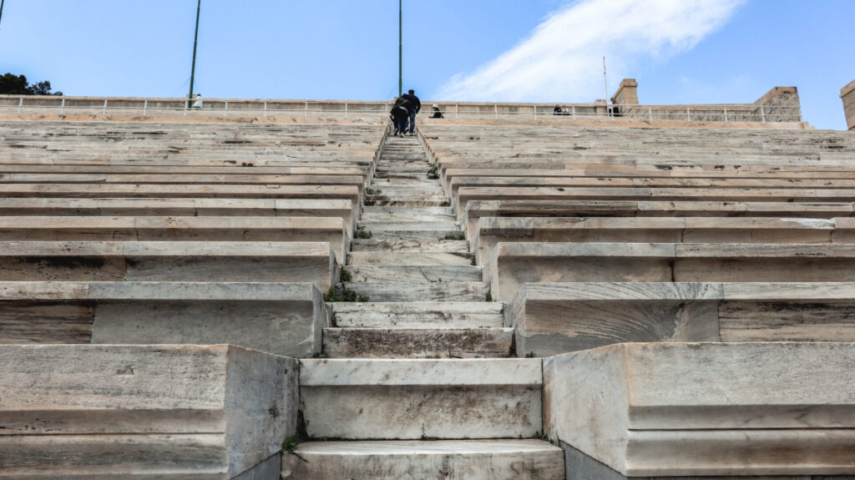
473,216 -> 840,263
0,344 -> 299,479
456,187 -> 855,222
300,358 -> 543,439
281,440 -> 565,480
332,302 -> 503,328
0,198 -> 355,235
463,200 -> 855,237
0,241 -> 336,289
508,282 -> 855,357
0,281 -> 327,357
488,242 -> 855,301
322,327 -> 513,358
543,343 -> 855,477
0,216 -> 349,262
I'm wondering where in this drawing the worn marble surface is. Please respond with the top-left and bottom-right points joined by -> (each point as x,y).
0,344 -> 298,478
543,343 -> 855,477
282,440 -> 564,480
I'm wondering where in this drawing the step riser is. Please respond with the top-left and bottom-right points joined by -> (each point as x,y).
281,441 -> 565,480
351,239 -> 469,253
344,266 -> 482,283
348,252 -> 472,266
366,231 -> 464,241
301,385 -> 542,439
323,328 -> 513,358
343,283 -> 491,302
334,312 -> 503,328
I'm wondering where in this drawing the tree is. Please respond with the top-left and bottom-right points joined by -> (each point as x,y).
0,73 -> 63,96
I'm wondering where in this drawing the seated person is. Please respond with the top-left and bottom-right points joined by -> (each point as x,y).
430,104 -> 444,119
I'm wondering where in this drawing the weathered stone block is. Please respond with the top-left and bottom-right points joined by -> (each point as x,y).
543,343 -> 855,477
0,344 -> 299,478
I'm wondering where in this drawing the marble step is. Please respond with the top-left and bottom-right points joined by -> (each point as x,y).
367,198 -> 449,208
367,230 -> 464,241
359,212 -> 456,223
281,440 -> 565,480
342,282 -> 491,302
332,302 -> 503,328
362,206 -> 455,216
351,238 -> 469,253
323,327 -> 514,358
348,251 -> 472,266
343,265 -> 482,283
371,178 -> 439,187
299,358 -> 544,439
359,222 -> 460,232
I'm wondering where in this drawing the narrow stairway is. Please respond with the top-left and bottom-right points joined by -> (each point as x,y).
283,131 -> 564,480
325,133 -> 512,359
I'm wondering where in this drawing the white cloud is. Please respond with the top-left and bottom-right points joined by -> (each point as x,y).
436,0 -> 745,102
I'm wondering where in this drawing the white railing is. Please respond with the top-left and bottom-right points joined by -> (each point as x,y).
0,96 -> 803,123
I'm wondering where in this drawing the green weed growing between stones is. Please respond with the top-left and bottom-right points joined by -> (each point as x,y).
324,286 -> 369,303
281,436 -> 300,454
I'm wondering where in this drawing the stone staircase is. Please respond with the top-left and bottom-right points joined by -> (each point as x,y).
288,133 -> 564,478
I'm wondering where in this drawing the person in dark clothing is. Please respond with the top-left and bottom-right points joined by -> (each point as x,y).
402,89 -> 421,135
390,96 -> 410,137
553,105 -> 563,115
430,104 -> 444,119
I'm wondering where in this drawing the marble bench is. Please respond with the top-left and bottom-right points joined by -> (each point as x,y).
463,200 -> 855,236
0,241 -> 337,289
0,183 -> 362,217
0,344 -> 298,479
487,242 -> 855,301
456,186 -> 855,220
508,282 -> 855,357
543,342 -> 855,478
0,216 -> 350,263
0,198 -> 356,235
472,216 -> 852,264
0,173 -> 369,196
0,281 -> 326,357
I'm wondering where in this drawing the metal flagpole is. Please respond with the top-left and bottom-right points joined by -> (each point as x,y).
398,0 -> 402,97
0,0 -> 6,30
188,0 -> 202,109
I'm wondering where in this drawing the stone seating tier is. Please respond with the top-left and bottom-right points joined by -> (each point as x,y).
463,200 -> 855,236
0,216 -> 349,262
0,198 -> 356,234
472,216 -> 854,263
544,343 -> 855,478
456,187 -> 855,221
508,282 -> 855,357
0,282 -> 326,357
0,241 -> 337,289
0,344 -> 299,479
487,242 -> 855,301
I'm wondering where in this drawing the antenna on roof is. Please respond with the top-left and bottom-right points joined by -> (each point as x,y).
603,56 -> 609,103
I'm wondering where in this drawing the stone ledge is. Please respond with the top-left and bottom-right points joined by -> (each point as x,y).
0,344 -> 298,478
0,282 -> 326,357
508,282 -> 855,356
488,242 -> 855,301
543,342 -> 855,477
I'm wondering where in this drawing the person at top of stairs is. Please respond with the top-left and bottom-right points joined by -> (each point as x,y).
390,96 -> 412,137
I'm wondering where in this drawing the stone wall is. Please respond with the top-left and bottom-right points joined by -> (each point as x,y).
842,79 -> 855,131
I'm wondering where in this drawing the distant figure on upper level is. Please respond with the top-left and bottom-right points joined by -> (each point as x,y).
193,94 -> 203,109
553,105 -> 563,115
430,104 -> 444,119
390,96 -> 411,137
402,89 -> 422,135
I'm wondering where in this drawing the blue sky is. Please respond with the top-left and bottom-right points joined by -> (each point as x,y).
0,0 -> 852,130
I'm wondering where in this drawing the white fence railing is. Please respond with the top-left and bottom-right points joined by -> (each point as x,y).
0,96 -> 803,123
